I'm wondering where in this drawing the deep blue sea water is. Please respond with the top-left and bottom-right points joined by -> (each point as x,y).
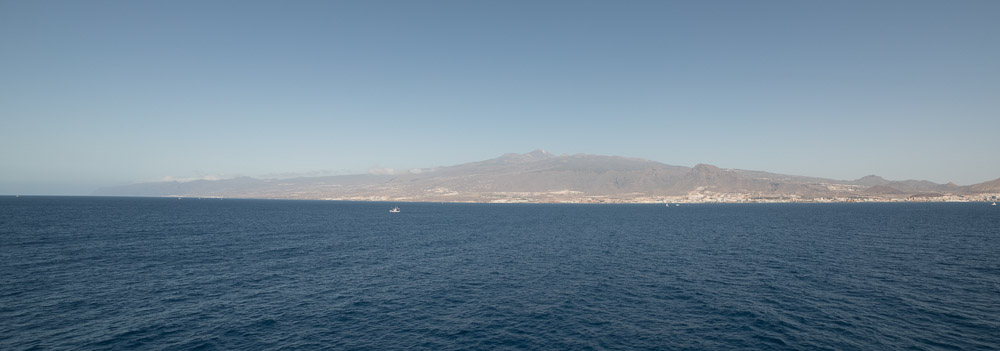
1,197 -> 999,350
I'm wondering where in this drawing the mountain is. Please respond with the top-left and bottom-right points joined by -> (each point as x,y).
967,178 -> 1000,193
93,150 -> 997,202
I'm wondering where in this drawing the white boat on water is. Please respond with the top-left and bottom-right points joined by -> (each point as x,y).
389,206 -> 400,213
993,202 -> 997,206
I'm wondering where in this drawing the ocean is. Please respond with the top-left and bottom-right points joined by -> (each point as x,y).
1,196 -> 998,350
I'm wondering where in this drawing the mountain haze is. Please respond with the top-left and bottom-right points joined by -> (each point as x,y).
94,150 -> 998,202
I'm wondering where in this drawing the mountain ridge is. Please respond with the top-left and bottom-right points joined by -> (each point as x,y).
93,150 -> 1000,203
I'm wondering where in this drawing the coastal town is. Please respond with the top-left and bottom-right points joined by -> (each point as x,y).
323,186 -> 1000,204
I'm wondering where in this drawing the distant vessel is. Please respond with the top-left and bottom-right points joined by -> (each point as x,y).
993,202 -> 997,206
675,204 -> 680,207
665,203 -> 670,207
389,206 -> 400,213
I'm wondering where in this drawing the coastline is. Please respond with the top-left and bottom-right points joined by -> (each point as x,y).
7,194 -> 997,205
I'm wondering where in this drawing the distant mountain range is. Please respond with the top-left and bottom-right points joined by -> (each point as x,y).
94,150 -> 1000,203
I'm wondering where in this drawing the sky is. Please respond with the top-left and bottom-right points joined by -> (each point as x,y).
1,0 -> 998,194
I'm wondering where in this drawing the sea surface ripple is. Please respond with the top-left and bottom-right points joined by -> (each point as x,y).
1,197 -> 999,350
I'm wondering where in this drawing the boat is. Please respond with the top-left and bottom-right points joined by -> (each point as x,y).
389,206 -> 400,213
993,202 -> 997,206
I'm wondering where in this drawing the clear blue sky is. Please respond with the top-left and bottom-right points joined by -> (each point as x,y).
2,0 -> 998,194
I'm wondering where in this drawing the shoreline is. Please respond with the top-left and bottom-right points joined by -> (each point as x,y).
4,194 -> 998,205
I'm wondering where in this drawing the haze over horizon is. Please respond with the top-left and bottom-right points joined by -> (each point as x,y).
2,1 -> 998,195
